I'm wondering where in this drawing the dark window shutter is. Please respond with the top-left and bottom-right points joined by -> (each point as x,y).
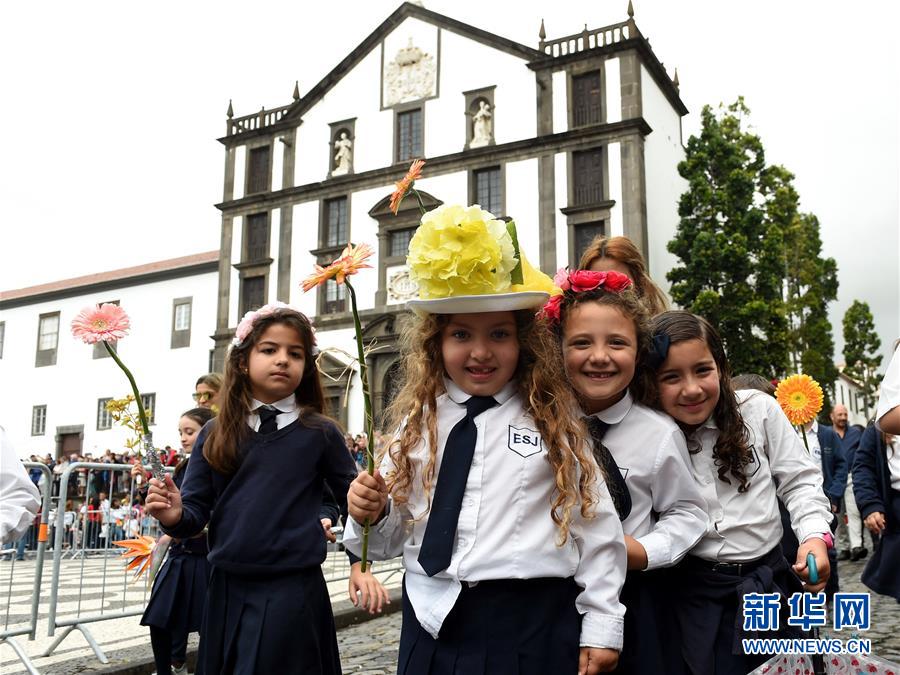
248,146 -> 270,194
241,276 -> 266,314
573,149 -> 603,205
246,214 -> 269,261
573,71 -> 602,127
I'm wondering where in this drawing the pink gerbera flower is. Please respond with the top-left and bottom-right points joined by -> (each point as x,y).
71,304 -> 131,344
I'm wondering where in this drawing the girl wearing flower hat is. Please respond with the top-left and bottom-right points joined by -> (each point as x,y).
542,270 -> 708,674
640,311 -> 833,675
145,303 -> 358,674
344,205 -> 626,675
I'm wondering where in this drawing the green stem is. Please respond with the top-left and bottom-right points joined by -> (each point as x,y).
346,280 -> 375,572
413,188 -> 427,216
104,341 -> 150,435
799,425 -> 811,454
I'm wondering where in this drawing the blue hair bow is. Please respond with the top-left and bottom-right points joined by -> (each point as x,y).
647,333 -> 671,370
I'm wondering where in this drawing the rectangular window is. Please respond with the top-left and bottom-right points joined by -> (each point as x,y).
473,167 -> 502,216
97,398 -> 113,430
171,298 -> 192,349
240,276 -> 266,315
323,279 -> 347,314
572,149 -> 604,206
323,197 -> 348,248
396,109 -> 423,162
141,393 -> 156,426
32,405 -> 47,436
93,300 -> 120,359
247,146 -> 271,194
572,71 -> 602,126
574,222 -> 605,264
36,312 -> 60,367
245,213 -> 269,261
389,228 -> 416,258
0,321 -> 5,359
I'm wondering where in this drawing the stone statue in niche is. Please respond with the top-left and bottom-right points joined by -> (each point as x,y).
332,132 -> 353,175
383,37 -> 436,107
470,100 -> 493,148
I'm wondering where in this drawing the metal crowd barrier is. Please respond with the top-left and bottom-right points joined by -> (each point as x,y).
0,462 -> 52,675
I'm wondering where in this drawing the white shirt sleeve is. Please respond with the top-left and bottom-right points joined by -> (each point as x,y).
0,428 -> 41,545
638,430 -> 709,569
876,345 -> 900,428
571,466 -> 627,650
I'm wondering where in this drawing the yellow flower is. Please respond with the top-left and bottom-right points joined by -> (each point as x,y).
510,250 -> 558,295
407,204 -> 517,299
775,374 -> 824,426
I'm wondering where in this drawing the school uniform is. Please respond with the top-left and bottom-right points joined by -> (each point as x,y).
343,379 -> 626,675
673,389 -> 832,675
164,395 -> 358,675
589,392 -> 708,674
876,345 -> 900,429
852,424 -> 900,600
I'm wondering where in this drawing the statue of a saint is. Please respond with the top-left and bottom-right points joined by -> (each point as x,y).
333,132 -> 353,175
470,101 -> 493,148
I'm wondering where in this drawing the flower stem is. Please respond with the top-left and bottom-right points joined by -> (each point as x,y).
413,188 -> 427,216
104,341 -> 150,435
346,280 -> 375,572
798,425 -> 811,454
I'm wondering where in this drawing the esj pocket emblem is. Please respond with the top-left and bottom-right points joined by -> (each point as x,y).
508,426 -> 544,458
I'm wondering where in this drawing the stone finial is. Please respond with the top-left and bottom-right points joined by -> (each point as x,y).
539,18 -> 546,41
292,80 -> 300,101
627,0 -> 634,17
673,68 -> 680,89
227,99 -> 233,118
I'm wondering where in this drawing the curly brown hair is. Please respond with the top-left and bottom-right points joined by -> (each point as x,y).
205,311 -> 327,474
639,311 -> 755,492
384,310 -> 600,544
578,235 -> 669,316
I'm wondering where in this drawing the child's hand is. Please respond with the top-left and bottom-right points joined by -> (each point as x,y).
348,470 -> 388,525
321,518 -> 337,543
578,647 -> 618,674
793,537 -> 830,593
348,561 -> 391,614
864,511 -> 886,535
130,463 -> 148,483
145,475 -> 183,528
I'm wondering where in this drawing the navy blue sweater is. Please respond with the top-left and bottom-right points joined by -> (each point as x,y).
164,417 -> 357,575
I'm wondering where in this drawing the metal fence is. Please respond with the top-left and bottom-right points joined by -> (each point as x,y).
0,461 -> 404,674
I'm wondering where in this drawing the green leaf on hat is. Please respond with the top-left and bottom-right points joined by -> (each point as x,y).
506,219 -> 524,285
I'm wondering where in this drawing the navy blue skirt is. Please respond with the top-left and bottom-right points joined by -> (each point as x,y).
196,565 -> 340,675
862,489 -> 900,601
398,576 -> 582,675
141,549 -> 211,634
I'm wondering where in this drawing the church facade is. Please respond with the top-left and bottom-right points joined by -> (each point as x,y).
212,1 -> 688,430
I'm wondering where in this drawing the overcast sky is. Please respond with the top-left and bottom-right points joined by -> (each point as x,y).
2,0 -> 897,369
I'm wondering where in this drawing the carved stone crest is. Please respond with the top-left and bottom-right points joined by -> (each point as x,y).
384,38 -> 436,107
387,268 -> 419,303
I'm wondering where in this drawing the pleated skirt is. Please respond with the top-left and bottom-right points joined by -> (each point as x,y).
398,575 -> 582,675
196,565 -> 341,675
862,489 -> 900,601
140,551 -> 211,635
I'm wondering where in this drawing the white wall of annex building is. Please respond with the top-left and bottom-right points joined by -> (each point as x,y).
505,158 -> 539,258
0,271 -> 218,459
640,64 -> 685,294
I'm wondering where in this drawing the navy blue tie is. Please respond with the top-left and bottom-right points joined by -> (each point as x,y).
585,416 -> 632,521
258,406 -> 280,435
418,395 -> 497,576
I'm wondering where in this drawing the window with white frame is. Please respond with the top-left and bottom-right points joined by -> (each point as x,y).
171,298 -> 192,349
141,393 -> 156,426
36,312 -> 60,367
32,405 -> 47,436
97,398 -> 113,430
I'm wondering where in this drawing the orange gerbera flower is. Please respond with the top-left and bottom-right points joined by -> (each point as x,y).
775,374 -> 824,426
113,535 -> 156,580
389,158 -> 425,214
300,242 -> 375,292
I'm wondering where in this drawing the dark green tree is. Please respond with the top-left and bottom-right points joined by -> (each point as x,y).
667,98 -> 789,377
842,300 -> 882,418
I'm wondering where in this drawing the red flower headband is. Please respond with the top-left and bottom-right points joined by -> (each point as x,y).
539,269 -> 634,324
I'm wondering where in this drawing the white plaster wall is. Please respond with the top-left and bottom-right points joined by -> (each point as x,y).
0,271 -> 218,458
505,158 -> 540,261
229,216 -> 243,327
233,146 -> 246,200
289,201 -> 320,316
268,209 -> 281,302
605,58 -> 621,124
607,141 -> 623,236
348,184 -> 394,311
552,70 -> 567,135
272,140 -> 284,192
640,64 -> 686,295
554,151 -> 569,270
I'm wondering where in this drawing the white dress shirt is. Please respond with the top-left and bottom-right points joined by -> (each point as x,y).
343,379 -> 627,649
248,395 -> 300,431
592,392 -> 708,569
876,345 -> 900,428
0,427 -> 41,545
803,420 -> 823,463
887,438 -> 900,491
686,390 -> 832,562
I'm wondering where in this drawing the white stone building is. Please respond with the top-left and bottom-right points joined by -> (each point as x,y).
212,1 -> 688,431
0,252 -> 218,458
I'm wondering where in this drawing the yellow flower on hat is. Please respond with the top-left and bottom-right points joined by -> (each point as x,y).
510,250 -> 559,296
408,204 -> 517,299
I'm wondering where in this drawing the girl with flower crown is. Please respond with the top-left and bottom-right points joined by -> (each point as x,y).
640,311 -> 833,675
145,303 -> 358,674
343,204 -> 626,675
542,270 -> 707,674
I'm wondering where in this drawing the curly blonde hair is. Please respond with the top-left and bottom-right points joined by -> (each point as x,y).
383,310 -> 599,544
